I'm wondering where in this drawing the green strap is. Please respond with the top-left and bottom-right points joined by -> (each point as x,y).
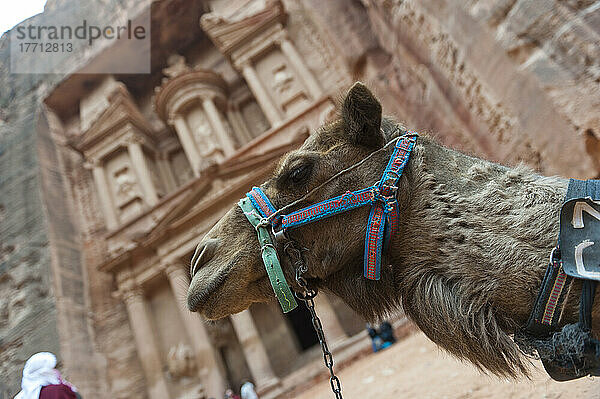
238,197 -> 298,313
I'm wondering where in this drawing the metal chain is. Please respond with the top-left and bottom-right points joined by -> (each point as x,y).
284,241 -> 343,399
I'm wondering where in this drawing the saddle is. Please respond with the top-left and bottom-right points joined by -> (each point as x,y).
523,179 -> 600,381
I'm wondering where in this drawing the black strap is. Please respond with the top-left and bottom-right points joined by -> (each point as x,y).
568,180 -> 598,330
580,280 -> 598,330
526,179 -> 598,337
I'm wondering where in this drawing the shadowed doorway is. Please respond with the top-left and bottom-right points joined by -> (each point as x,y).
284,299 -> 319,350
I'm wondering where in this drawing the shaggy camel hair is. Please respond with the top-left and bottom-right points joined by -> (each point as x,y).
188,82 -> 600,377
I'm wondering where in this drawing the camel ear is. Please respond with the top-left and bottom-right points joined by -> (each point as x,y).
342,82 -> 384,148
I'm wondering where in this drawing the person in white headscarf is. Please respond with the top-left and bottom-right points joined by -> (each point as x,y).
240,381 -> 258,399
14,352 -> 78,399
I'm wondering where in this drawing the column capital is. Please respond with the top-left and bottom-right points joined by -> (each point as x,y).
84,158 -> 102,169
233,56 -> 253,71
124,133 -> 145,146
273,30 -> 289,46
167,115 -> 179,127
120,286 -> 145,305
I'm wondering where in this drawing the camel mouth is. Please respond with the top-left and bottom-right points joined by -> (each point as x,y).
187,259 -> 233,314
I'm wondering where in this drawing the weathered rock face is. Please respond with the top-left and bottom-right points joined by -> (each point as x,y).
353,0 -> 599,178
0,1 -> 149,397
0,0 -> 598,397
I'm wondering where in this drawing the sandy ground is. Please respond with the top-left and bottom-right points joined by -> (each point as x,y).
294,332 -> 600,399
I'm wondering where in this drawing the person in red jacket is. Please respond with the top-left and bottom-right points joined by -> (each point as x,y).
14,352 -> 80,399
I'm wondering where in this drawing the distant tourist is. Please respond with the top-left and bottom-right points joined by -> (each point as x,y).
366,323 -> 383,352
223,388 -> 240,399
14,352 -> 80,399
379,321 -> 397,346
240,381 -> 258,399
366,321 -> 397,352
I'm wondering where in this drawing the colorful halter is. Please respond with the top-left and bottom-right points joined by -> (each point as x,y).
239,133 -> 418,311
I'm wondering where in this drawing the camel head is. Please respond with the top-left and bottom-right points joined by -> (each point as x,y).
188,82 -> 400,320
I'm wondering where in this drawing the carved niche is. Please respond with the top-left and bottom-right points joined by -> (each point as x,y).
256,51 -> 309,116
154,56 -> 236,167
73,86 -> 166,226
201,0 -> 316,119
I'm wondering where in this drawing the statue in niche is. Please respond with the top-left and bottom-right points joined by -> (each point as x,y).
167,342 -> 197,379
271,63 -> 294,95
186,108 -> 222,158
113,166 -> 138,202
162,54 -> 191,79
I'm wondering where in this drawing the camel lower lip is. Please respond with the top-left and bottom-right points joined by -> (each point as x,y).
187,262 -> 232,312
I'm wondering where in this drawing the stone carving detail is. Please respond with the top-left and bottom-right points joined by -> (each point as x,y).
186,108 -> 222,158
287,1 -> 350,93
388,2 -> 517,146
200,0 -> 286,55
163,54 -> 191,79
271,63 -> 294,95
214,0 -> 269,22
167,342 -> 197,379
219,110 -> 237,147
114,166 -> 138,202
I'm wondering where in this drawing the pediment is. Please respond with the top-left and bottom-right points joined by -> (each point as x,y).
200,0 -> 286,54
74,86 -> 155,152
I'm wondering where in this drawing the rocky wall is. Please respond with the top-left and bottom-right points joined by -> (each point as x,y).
0,0 -> 150,396
358,0 -> 598,177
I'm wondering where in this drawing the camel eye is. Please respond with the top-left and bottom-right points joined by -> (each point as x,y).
288,164 -> 312,184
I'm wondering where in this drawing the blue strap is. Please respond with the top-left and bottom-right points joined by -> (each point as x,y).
364,134 -> 417,280
281,187 -> 378,229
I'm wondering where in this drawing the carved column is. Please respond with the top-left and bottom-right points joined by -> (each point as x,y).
165,264 -> 226,399
122,287 -> 170,399
239,61 -> 282,127
202,97 -> 235,155
227,104 -> 253,143
156,155 -> 178,193
278,36 -> 322,100
230,310 -> 281,395
313,293 -> 347,346
91,163 -> 119,230
170,116 -> 202,176
127,140 -> 159,206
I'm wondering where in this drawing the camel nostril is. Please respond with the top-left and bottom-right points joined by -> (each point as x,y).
190,238 -> 219,277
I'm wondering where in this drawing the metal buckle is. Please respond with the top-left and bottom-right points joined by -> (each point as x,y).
273,225 -> 288,243
549,246 -> 560,265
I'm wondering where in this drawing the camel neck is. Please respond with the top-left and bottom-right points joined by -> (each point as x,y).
396,136 -> 569,328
